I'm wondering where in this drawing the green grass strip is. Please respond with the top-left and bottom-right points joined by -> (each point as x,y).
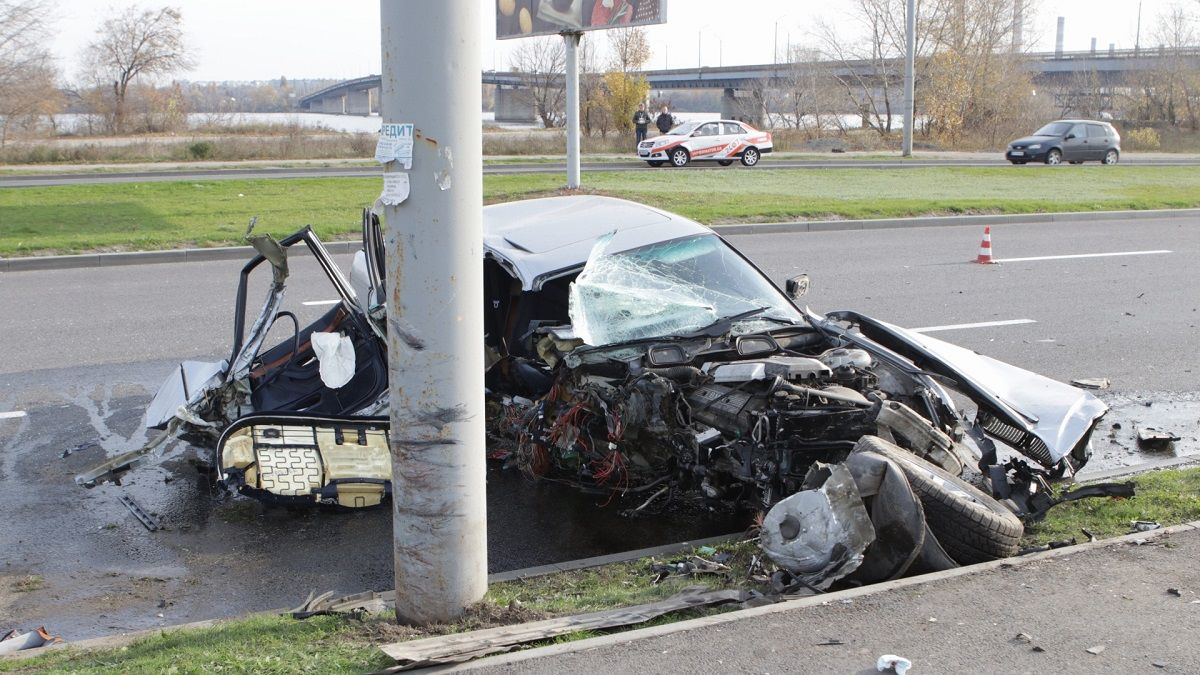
2,166 -> 1199,256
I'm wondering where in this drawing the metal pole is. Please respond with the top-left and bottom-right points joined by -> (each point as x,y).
564,31 -> 581,189
1135,0 -> 1142,56
901,0 -> 915,157
379,0 -> 487,624
697,31 -> 702,68
774,22 -> 778,64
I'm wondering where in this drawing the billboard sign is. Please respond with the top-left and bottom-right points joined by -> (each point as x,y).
496,0 -> 666,40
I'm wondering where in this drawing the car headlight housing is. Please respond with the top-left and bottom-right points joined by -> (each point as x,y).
1027,143 -> 1042,150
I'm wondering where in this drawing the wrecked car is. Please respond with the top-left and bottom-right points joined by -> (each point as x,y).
80,196 -> 1109,542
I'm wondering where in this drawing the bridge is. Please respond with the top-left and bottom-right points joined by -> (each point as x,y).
298,48 -> 1200,121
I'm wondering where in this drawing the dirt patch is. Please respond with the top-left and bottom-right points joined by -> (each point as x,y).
359,600 -> 550,645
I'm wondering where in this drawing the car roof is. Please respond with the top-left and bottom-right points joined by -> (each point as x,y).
482,195 -> 712,290
1052,119 -> 1113,125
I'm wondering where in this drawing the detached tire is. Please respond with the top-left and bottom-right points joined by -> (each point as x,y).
854,436 -> 1023,565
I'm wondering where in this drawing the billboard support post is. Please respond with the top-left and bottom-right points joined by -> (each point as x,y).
564,31 -> 581,189
380,0 -> 487,624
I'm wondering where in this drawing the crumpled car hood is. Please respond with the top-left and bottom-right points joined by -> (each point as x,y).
821,311 -> 1107,466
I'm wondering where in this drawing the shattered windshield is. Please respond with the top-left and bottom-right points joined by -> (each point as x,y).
568,233 -> 803,346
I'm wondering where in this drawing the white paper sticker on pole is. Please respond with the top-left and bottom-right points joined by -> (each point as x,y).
379,123 -> 414,168
381,173 -> 410,205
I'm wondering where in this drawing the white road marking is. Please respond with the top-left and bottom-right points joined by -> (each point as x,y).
0,410 -> 28,420
994,250 -> 1172,263
909,319 -> 1037,333
302,299 -> 341,306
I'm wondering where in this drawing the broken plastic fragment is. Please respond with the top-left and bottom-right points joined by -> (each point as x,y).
760,463 -> 875,590
876,654 -> 912,674
311,332 -> 356,389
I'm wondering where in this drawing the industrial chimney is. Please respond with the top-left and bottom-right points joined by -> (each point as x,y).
1055,17 -> 1065,58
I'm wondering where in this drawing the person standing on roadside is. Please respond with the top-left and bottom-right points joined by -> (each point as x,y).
632,103 -> 651,147
655,105 -> 675,135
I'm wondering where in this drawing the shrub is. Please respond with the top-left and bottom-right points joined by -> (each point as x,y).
1125,127 -> 1161,151
187,141 -> 214,159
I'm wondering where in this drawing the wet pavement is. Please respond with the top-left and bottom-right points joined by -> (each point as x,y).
4,362 -> 1198,640
0,362 -> 744,640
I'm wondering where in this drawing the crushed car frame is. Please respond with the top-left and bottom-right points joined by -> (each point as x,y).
79,196 -> 1111,578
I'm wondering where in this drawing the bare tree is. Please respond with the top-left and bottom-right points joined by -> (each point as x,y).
777,46 -> 847,136
815,0 -> 947,136
510,36 -> 566,128
0,0 -> 63,146
1130,6 -> 1200,129
83,5 -> 192,134
607,27 -> 652,73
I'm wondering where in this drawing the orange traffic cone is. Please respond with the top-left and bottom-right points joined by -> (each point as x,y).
975,226 -> 996,264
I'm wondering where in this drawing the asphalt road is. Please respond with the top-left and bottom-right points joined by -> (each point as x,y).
5,155 -> 1200,186
1,214 -> 1197,638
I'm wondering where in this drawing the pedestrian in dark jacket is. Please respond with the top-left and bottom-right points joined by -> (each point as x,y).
632,104 -> 651,147
655,105 -> 675,134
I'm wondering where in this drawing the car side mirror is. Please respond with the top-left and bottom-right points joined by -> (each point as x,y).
786,274 -> 810,300
692,131 -> 702,137
1065,133 -> 1075,140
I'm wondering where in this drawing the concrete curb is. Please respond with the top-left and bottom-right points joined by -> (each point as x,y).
447,519 -> 1200,672
0,241 -> 362,272
3,208 -> 1197,272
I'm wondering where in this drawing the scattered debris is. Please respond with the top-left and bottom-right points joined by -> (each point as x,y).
1081,528 -> 1097,542
876,654 -> 912,674
1152,661 -> 1168,668
1132,520 -> 1162,532
816,639 -> 845,646
1167,588 -> 1183,597
1032,645 -> 1047,653
1086,644 -> 1107,655
0,627 -> 62,654
1137,428 -> 1180,450
378,586 -> 761,669
1018,539 -> 1076,555
649,556 -> 731,584
1014,632 -> 1033,644
117,495 -> 161,532
290,590 -> 394,620
1071,378 -> 1110,390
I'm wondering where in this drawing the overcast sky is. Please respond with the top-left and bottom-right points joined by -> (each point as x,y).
48,0 -> 1180,83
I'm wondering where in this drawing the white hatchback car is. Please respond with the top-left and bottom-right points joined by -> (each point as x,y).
638,119 -> 774,168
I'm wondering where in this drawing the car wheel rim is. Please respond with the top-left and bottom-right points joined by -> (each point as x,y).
745,150 -> 758,165
1106,151 -> 1117,164
1048,153 -> 1060,165
673,151 -> 686,166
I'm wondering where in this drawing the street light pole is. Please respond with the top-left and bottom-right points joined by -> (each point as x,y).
901,0 -> 916,157
564,31 -> 581,189
1135,0 -> 1143,56
379,0 -> 487,624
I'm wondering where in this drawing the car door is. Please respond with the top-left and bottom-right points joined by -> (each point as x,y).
719,122 -> 745,157
1086,124 -> 1109,160
688,122 -> 723,159
1062,123 -> 1089,161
